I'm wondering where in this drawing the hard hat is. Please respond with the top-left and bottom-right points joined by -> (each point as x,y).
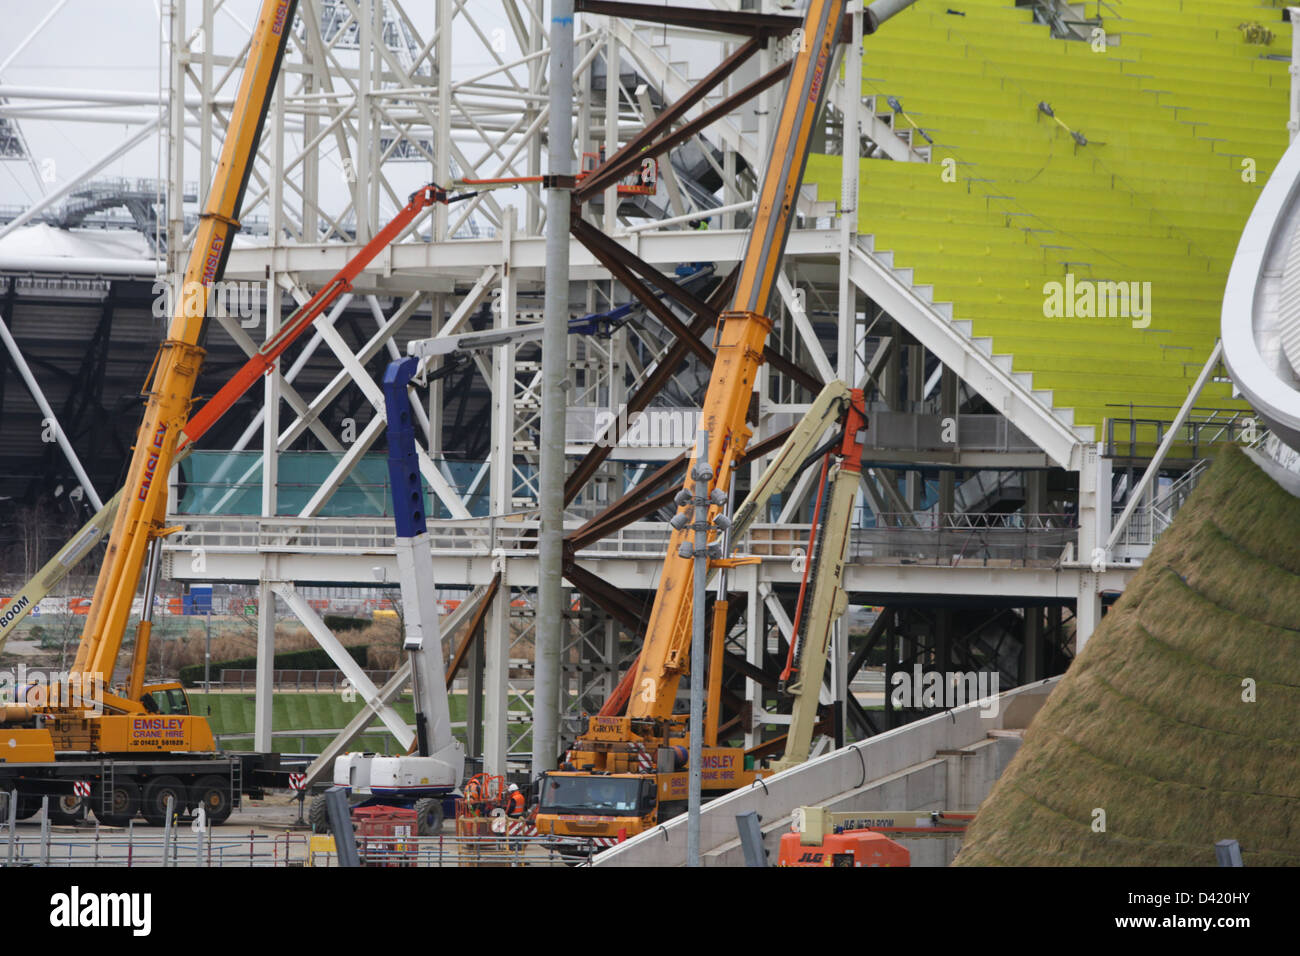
508,783 -> 519,792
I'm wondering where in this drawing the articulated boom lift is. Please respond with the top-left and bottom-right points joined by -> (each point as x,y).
323,357 -> 465,834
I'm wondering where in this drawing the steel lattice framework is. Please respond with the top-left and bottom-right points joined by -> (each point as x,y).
0,0 -> 1137,777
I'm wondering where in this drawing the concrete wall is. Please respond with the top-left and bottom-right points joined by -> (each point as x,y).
591,676 -> 1059,867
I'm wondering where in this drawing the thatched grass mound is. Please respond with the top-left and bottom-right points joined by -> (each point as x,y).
955,445 -> 1300,865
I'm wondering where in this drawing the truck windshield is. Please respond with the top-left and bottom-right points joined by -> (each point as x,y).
540,776 -> 644,816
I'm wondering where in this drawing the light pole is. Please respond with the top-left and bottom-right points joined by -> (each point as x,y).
675,429 -> 728,867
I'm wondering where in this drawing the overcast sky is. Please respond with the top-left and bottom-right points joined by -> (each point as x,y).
0,1 -> 527,220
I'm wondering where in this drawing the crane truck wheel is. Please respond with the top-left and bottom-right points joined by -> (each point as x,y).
308,793 -> 331,834
94,780 -> 141,827
414,797 -> 444,835
48,794 -> 86,825
142,776 -> 188,827
192,776 -> 232,826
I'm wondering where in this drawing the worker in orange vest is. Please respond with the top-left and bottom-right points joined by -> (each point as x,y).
506,783 -> 526,817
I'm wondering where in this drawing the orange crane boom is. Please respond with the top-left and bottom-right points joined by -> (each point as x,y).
72,0 -> 298,693
628,0 -> 848,720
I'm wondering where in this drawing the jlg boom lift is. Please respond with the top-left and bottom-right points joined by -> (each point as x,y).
535,0 -> 918,850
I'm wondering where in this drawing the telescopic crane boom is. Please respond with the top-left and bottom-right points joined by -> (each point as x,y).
71,0 -> 299,707
537,0 -> 920,854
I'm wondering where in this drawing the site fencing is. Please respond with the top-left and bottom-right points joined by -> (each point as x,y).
1,827 -> 586,868
1,792 -> 591,867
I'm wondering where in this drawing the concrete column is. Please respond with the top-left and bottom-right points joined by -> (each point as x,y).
836,6 -> 863,385
1076,572 -> 1101,653
465,609 -> 485,757
829,616 -> 847,748
1023,606 -> 1041,683
1026,469 -> 1044,563
884,614 -> 896,730
935,609 -> 951,676
939,365 -> 956,518
484,560 -> 510,776
906,344 -> 924,507
254,577 -> 275,752
535,0 -> 575,781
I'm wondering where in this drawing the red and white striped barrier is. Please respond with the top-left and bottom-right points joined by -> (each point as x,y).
490,816 -> 538,836
630,743 -> 654,773
72,781 -> 91,798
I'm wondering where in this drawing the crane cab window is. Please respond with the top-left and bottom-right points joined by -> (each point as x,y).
539,775 -> 648,816
141,688 -> 190,715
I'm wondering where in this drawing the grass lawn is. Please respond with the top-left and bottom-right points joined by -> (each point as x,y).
188,690 -> 533,755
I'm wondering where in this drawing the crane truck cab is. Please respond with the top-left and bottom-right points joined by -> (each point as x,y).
533,714 -> 760,854
138,681 -> 192,716
534,771 -> 661,843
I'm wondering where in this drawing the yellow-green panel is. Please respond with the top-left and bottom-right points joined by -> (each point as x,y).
806,0 -> 1278,432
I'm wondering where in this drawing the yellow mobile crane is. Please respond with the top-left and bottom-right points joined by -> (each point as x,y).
0,0 -> 298,826
536,0 -> 918,851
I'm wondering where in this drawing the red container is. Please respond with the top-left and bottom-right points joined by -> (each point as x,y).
352,806 -> 418,867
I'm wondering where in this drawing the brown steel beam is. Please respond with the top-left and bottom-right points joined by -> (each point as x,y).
764,345 -> 821,394
564,559 -> 648,633
576,1 -> 802,37
562,267 -> 736,503
577,35 -> 761,199
575,222 -> 721,325
567,425 -> 794,552
569,480 -> 681,553
847,607 -> 891,681
575,59 -> 792,203
846,691 -> 879,737
572,219 -> 713,366
724,650 -> 777,691
576,219 -> 820,394
444,574 -> 500,688
568,452 -> 688,549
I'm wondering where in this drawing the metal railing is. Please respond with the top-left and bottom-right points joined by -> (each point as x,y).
307,833 -> 587,867
167,513 -> 1078,568
3,820 -> 307,867
1104,407 -> 1256,460
1109,457 -> 1213,550
3,820 -> 585,867
862,411 -> 1039,454
213,668 -> 395,693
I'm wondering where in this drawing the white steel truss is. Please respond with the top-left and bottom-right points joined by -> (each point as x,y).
0,0 -> 1136,774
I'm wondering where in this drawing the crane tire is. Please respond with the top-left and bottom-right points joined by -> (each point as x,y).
414,797 -> 444,835
308,793 -> 332,834
141,776 -> 187,827
192,775 -> 232,826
